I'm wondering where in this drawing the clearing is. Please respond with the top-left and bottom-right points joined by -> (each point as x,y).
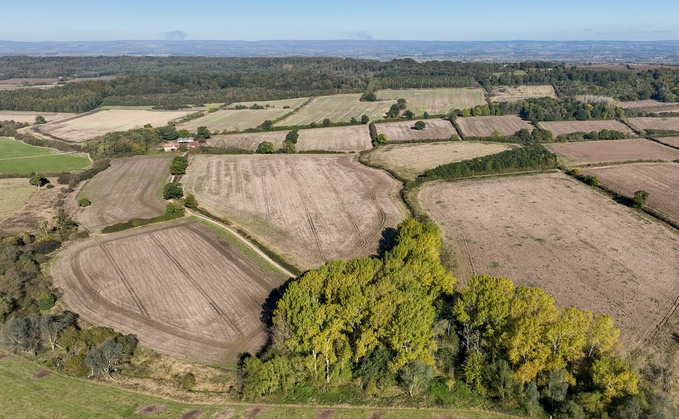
618,100 -> 679,113
376,88 -> 486,115
0,178 -> 37,223
655,137 -> 679,149
178,109 -> 291,133
296,125 -> 372,152
51,219 -> 288,362
276,94 -> 394,126
628,116 -> 679,132
73,155 -> 171,232
545,139 -> 679,165
419,173 -> 679,346
0,111 -> 74,124
0,137 -> 89,174
376,119 -> 457,142
539,120 -> 633,136
0,177 -> 63,236
581,163 -> 679,225
183,154 -> 405,270
37,109 -> 192,142
364,141 -> 516,181
456,115 -> 533,137
490,85 -> 557,102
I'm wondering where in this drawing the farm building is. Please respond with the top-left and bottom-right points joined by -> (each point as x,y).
177,137 -> 194,143
163,143 -> 178,152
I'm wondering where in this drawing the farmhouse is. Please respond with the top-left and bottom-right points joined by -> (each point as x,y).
177,137 -> 194,143
188,141 -> 200,148
163,143 -> 178,152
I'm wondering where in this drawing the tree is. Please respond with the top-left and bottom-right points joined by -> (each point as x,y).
586,314 -> 619,358
323,118 -> 331,127
545,369 -> 569,409
286,129 -> 299,144
184,193 -> 198,210
632,190 -> 649,208
29,173 -> 48,187
403,110 -> 414,119
361,115 -> 370,124
386,104 -> 401,119
157,125 -> 179,141
170,156 -> 189,175
165,202 -> 185,217
1,316 -> 40,354
34,115 -> 46,124
196,126 -> 210,140
491,130 -> 504,139
77,198 -> 91,207
256,141 -> 275,154
399,360 -> 433,397
423,112 -> 430,119
397,98 -> 407,109
259,120 -> 274,131
282,139 -> 296,154
361,92 -> 377,102
591,356 -> 638,402
85,338 -> 125,378
414,121 -> 426,130
37,293 -> 56,311
162,183 -> 183,200
373,134 -> 387,146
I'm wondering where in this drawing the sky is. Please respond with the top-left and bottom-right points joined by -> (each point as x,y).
1,0 -> 677,42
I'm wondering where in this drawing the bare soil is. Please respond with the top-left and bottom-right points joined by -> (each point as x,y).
297,125 -> 372,152
30,370 -> 52,379
135,405 -> 167,416
51,219 -> 288,362
545,139 -> 679,165
419,173 -> 679,347
655,137 -> 679,149
247,407 -> 267,418
456,115 -> 533,137
207,132 -> 286,151
183,154 -> 405,270
376,120 -> 457,142
213,408 -> 235,419
490,85 -> 557,102
539,120 -> 633,136
619,100 -> 679,113
629,117 -> 679,131
180,410 -> 204,419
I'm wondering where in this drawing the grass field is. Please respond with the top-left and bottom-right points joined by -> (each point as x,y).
277,94 -> 394,126
629,116 -> 679,131
297,125 -> 372,152
490,85 -> 557,102
0,110 -> 74,124
207,131 -> 287,151
376,119 -> 457,142
183,154 -> 405,270
419,173 -> 679,347
75,155 -> 171,232
37,109 -> 192,142
0,137 -> 89,174
225,97 -> 309,110
0,178 -> 37,223
581,163 -> 679,225
364,141 -> 516,180
0,177 -> 63,236
539,120 -> 633,136
456,115 -> 533,137
546,139 -> 679,165
52,219 -> 288,362
179,109 -> 292,133
376,88 -> 486,115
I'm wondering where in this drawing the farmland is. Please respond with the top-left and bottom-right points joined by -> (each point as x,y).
581,163 -> 679,225
0,177 -> 62,236
490,85 -> 557,102
0,178 -> 37,223
207,131 -> 287,151
0,137 -> 89,174
419,173 -> 679,346
456,115 -> 533,137
51,219 -> 288,362
656,137 -> 679,149
376,88 -> 486,115
224,97 -> 308,110
628,116 -> 679,131
363,141 -> 516,180
0,110 -> 74,124
375,119 -> 457,142
297,125 -> 372,152
183,154 -> 404,269
276,94 -> 393,126
545,139 -> 679,165
37,109 -> 192,142
178,108 -> 291,133
539,120 -> 633,136
74,155 -> 171,232
619,100 -> 679,113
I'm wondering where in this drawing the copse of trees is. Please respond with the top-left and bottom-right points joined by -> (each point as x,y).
169,156 -> 189,175
555,129 -> 629,142
453,97 -> 621,122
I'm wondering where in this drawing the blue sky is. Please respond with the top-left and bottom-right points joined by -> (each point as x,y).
1,0 -> 677,42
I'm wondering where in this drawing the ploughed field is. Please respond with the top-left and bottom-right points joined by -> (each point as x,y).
376,88 -> 486,115
629,116 -> 679,131
183,154 -> 404,270
656,137 -> 679,149
419,173 -> 679,346
545,139 -> 679,165
207,131 -> 287,151
539,120 -> 633,136
51,219 -> 287,362
75,155 -> 171,232
364,141 -> 516,180
276,94 -> 393,126
490,85 -> 557,102
0,178 -> 37,223
456,115 -> 533,137
619,100 -> 679,113
376,120 -> 457,142
581,163 -> 679,225
37,109 -> 192,142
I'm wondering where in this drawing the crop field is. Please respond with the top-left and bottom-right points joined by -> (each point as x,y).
0,178 -> 37,223
628,116 -> 679,131
419,173 -> 679,346
225,97 -> 309,110
207,131 -> 287,151
51,219 -> 288,362
545,139 -> 679,165
656,137 -> 679,149
364,141 -> 516,180
179,108 -> 291,133
456,115 -> 533,137
37,109 -> 192,142
580,163 -> 679,225
0,177 -> 62,236
619,100 -> 679,113
0,110 -> 74,124
75,155 -> 171,232
297,125 -> 372,152
490,85 -> 557,102
276,94 -> 394,126
376,119 -> 457,142
0,137 -> 89,174
183,155 -> 405,269
376,88 -> 486,115
539,120 -> 633,136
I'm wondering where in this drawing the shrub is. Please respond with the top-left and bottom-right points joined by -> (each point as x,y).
414,121 -> 426,130
37,293 -> 56,311
29,173 -> 48,187
162,183 -> 183,200
632,190 -> 649,208
255,141 -> 275,154
184,193 -> 198,210
77,198 -> 91,207
373,134 -> 387,146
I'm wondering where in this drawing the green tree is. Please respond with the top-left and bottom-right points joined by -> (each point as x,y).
386,104 -> 400,119
373,134 -> 387,146
170,156 -> 189,175
397,98 -> 407,109
29,173 -> 48,187
414,121 -> 425,130
361,115 -> 370,124
85,338 -> 125,378
36,293 -> 56,311
256,141 -> 275,154
34,115 -> 46,124
399,360 -> 433,397
259,120 -> 274,131
632,190 -> 649,208
323,118 -> 331,127
586,314 -> 619,358
591,355 -> 638,402
77,198 -> 91,207
162,183 -> 183,200
286,129 -> 299,144
184,193 -> 198,210
196,126 -> 210,140
403,110 -> 414,119
361,92 -> 377,102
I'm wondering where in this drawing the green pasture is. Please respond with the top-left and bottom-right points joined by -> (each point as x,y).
0,137 -> 90,174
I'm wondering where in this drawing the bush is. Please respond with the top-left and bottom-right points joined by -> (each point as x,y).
77,198 -> 91,207
37,293 -> 56,311
373,134 -> 387,146
184,193 -> 198,210
632,190 -> 649,208
255,141 -> 275,154
162,183 -> 183,200
285,129 -> 299,144
29,173 -> 48,187
414,121 -> 426,130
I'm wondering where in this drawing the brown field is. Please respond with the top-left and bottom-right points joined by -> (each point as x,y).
581,163 -> 679,225
490,85 -> 557,102
0,111 -> 75,124
206,132 -> 287,151
37,110 -> 192,142
364,141 -> 516,180
376,120 -> 457,142
539,120 -> 633,136
0,177 -> 62,236
179,109 -> 291,133
628,117 -> 679,131
0,179 -> 38,223
51,219 -> 287,362
183,155 -> 405,270
277,94 -> 394,126
656,137 -> 679,149
297,125 -> 372,152
0,78 -> 58,90
618,100 -> 679,113
376,88 -> 486,115
545,139 -> 679,165
419,173 -> 679,346
456,115 -> 533,137
74,155 -> 171,232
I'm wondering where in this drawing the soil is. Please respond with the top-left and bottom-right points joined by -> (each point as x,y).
539,120 -> 633,136
457,115 -> 533,137
545,139 -> 679,165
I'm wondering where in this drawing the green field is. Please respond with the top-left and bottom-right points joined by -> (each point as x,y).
376,88 -> 486,115
0,137 -> 90,174
0,353 -> 512,419
277,94 -> 394,126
